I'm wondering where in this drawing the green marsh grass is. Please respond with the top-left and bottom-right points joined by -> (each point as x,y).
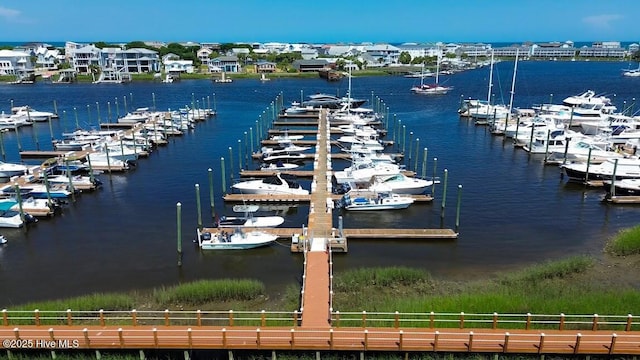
152,279 -> 265,306
606,225 -> 640,255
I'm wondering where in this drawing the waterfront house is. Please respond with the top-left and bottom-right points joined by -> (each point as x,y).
164,59 -> 194,74
531,42 -> 577,59
0,49 -> 33,75
98,47 -> 160,74
35,46 -> 61,70
363,44 -> 400,66
209,56 -> 241,73
197,48 -> 213,66
255,61 -> 276,73
578,42 -> 625,58
300,48 -> 319,60
70,44 -> 101,74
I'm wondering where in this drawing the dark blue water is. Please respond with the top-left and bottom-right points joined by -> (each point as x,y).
1,61 -> 639,306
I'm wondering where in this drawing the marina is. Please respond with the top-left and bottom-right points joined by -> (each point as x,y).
0,60 -> 639,307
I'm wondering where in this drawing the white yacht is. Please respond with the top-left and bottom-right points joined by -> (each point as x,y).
561,158 -> 640,182
216,204 -> 284,228
338,189 -> 414,211
12,106 -> 56,122
369,173 -> 433,195
0,161 -> 29,178
232,173 -> 309,195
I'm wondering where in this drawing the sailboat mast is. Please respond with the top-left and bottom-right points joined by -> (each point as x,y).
486,51 -> 494,104
506,49 -> 519,122
435,53 -> 440,86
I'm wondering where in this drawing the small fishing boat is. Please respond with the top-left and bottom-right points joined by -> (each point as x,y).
260,161 -> 300,171
0,234 -> 6,244
196,227 -> 278,250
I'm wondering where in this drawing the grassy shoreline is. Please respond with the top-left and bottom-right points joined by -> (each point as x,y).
4,227 -> 640,313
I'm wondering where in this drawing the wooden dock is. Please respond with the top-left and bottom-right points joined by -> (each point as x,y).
222,193 -> 433,203
605,195 -> 640,204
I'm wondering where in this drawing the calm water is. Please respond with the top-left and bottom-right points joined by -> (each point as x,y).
1,61 -> 639,306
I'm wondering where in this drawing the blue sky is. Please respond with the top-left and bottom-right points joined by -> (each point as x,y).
1,0 -> 639,44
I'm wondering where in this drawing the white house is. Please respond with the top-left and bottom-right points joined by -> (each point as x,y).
164,59 -> 194,74
70,44 -> 101,74
197,48 -> 213,66
35,46 -> 60,69
0,49 -> 33,75
364,44 -> 400,65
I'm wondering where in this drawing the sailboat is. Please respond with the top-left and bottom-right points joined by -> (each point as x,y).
410,52 -> 452,95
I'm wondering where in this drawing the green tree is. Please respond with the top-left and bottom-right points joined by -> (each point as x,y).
398,51 -> 412,64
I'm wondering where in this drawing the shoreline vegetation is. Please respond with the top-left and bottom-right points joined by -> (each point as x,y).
4,225 -> 640,315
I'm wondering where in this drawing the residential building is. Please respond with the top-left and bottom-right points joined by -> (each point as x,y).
578,44 -> 625,58
70,44 -> 101,74
255,61 -> 277,73
628,43 -> 639,54
531,43 -> 576,58
209,56 -> 241,73
491,45 -> 531,57
300,48 -> 318,60
456,43 -> 492,57
0,49 -> 33,75
34,46 -> 61,69
197,48 -> 213,66
363,44 -> 400,65
164,59 -> 194,74
396,43 -> 441,60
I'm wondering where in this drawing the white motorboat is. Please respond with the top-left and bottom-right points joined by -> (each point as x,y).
0,113 -> 29,129
270,132 -> 304,142
561,157 -> 640,182
0,161 -> 29,178
12,106 -> 55,122
547,138 -> 621,164
1,183 -> 72,199
216,204 -> 284,228
261,141 -> 311,155
0,200 -> 37,227
46,174 -> 101,191
0,234 -> 6,244
87,152 -> 130,170
232,173 -> 309,195
117,108 -> 153,124
333,159 -> 402,184
262,152 -> 307,163
338,189 -> 414,211
369,173 -> 433,195
2,197 -> 57,217
605,178 -> 640,195
562,90 -> 612,107
260,161 -> 300,171
196,227 -> 278,250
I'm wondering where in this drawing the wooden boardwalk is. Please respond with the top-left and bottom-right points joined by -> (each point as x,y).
299,110 -> 333,328
1,324 -> 639,355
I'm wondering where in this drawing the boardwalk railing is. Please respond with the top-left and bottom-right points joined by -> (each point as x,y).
332,311 -> 638,331
3,326 -> 640,354
3,309 -> 637,331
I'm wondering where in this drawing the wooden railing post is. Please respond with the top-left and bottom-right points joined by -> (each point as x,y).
48,328 -> 54,340
289,328 -> 295,349
398,330 -> 404,350
573,333 -> 582,354
335,311 -> 340,328
196,310 -> 202,327
362,311 -> 367,328
228,310 -> 234,327
118,328 -> 124,347
525,312 -> 531,330
609,333 -> 617,355
626,314 -> 633,331
222,328 -> 227,347
256,328 -> 261,347
187,328 -> 192,348
153,328 -> 158,347
13,327 -> 19,340
433,330 -> 439,351
492,312 -> 498,329
164,309 -> 170,326
131,309 -> 137,326
99,309 -> 105,327
538,333 -> 545,354
66,309 -> 72,326
592,314 -> 598,331
2,309 -> 7,326
363,329 -> 368,351
261,310 -> 266,327
459,311 -> 465,329
83,328 -> 90,347
34,309 -> 40,326
429,311 -> 435,328
329,329 -> 333,350
394,311 -> 399,328
293,310 -> 298,327
503,332 -> 510,353
559,313 -> 565,330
